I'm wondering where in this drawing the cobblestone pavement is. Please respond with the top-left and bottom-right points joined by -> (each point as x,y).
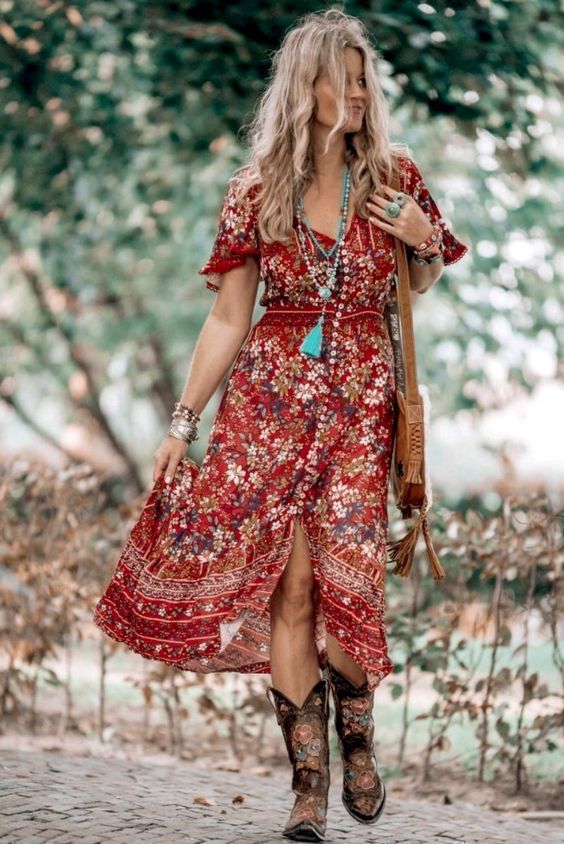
1,749 -> 562,844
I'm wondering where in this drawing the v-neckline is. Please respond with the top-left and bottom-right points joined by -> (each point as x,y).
296,210 -> 358,246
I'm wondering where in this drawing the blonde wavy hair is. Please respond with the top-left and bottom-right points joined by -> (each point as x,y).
234,8 -> 411,245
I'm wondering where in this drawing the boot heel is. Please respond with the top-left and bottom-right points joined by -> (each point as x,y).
267,678 -> 330,842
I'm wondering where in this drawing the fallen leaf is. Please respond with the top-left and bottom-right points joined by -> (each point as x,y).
232,795 -> 245,804
491,800 -> 528,813
193,796 -> 216,806
247,766 -> 272,776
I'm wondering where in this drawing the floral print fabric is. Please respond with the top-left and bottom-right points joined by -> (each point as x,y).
92,154 -> 469,690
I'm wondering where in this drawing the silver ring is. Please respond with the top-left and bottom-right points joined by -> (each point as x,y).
394,192 -> 407,207
385,201 -> 401,218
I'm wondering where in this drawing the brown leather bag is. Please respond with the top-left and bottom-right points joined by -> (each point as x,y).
384,162 -> 445,581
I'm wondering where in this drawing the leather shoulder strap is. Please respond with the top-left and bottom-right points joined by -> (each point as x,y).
390,159 -> 420,404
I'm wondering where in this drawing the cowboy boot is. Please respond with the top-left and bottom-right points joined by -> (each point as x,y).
325,661 -> 386,824
266,678 -> 330,842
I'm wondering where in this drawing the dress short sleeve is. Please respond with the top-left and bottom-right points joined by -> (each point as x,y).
399,155 -> 470,266
198,173 -> 261,293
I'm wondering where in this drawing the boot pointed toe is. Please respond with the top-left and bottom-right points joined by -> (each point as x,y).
342,780 -> 386,824
283,819 -> 326,841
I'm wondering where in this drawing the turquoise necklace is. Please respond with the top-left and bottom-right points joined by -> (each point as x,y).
295,164 -> 351,358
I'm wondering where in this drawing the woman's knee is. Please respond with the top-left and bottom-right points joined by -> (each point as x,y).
271,519 -> 315,623
275,570 -> 314,610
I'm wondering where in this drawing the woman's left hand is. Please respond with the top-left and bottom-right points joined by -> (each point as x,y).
367,186 -> 434,247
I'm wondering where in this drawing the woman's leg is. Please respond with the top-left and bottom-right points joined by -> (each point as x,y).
269,518 -> 320,706
325,633 -> 367,687
268,520 -> 330,840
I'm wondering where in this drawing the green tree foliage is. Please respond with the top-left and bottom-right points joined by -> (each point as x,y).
0,1 -> 562,495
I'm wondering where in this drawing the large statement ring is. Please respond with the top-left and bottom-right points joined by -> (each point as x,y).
394,192 -> 407,207
385,201 -> 401,218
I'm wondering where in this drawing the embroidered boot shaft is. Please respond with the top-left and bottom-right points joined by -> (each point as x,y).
325,662 -> 386,824
266,678 -> 331,842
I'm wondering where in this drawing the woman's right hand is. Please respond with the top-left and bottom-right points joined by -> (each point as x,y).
153,435 -> 190,485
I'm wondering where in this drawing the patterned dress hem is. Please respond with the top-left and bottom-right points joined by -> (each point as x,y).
92,509 -> 392,692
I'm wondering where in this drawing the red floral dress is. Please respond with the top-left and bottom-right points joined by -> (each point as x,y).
93,154 -> 469,690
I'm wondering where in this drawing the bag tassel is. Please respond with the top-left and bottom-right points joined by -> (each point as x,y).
421,511 -> 445,580
387,498 -> 445,581
300,314 -> 324,358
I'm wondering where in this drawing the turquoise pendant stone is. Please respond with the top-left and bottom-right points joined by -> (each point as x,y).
319,286 -> 331,299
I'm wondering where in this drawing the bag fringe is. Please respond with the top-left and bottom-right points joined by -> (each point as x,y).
405,457 -> 423,485
387,516 -> 420,579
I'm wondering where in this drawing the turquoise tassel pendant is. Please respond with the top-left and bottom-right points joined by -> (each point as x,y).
300,314 -> 324,357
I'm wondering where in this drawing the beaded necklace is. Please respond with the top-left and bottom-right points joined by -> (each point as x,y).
295,165 -> 351,358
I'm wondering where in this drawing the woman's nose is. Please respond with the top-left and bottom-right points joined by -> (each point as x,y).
348,80 -> 366,99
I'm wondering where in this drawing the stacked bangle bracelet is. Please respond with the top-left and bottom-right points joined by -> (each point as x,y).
168,401 -> 201,444
411,222 -> 444,265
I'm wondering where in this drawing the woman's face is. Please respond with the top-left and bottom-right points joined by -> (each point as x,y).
312,46 -> 367,133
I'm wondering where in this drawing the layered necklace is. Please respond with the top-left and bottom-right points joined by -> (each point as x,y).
295,164 -> 351,358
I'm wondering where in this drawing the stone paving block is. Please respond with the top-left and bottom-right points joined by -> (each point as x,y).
1,748 -> 563,844
69,837 -> 106,844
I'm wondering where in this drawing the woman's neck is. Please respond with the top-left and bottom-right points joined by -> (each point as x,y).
310,123 -> 347,185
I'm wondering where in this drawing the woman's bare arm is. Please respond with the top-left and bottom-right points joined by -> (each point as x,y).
153,256 -> 259,483
408,254 -> 444,294
178,257 -> 260,414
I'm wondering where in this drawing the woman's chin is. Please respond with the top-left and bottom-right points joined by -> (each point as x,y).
345,114 -> 364,130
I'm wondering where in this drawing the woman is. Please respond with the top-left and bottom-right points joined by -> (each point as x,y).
93,9 -> 469,842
